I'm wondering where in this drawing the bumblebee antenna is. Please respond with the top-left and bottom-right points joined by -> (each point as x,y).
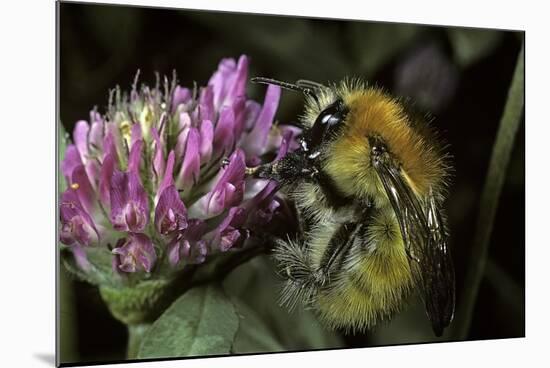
295,79 -> 326,91
251,77 -> 321,108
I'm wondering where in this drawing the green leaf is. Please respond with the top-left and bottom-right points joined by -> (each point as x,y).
137,284 -> 239,359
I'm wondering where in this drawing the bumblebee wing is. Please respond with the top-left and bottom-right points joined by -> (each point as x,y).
424,190 -> 456,336
372,154 -> 455,336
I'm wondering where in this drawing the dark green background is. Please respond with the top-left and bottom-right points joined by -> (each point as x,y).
59,1 -> 525,364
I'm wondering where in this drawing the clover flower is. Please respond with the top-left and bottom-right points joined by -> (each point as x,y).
59,55 -> 299,281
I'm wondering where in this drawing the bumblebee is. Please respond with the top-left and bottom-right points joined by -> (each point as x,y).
248,77 -> 455,336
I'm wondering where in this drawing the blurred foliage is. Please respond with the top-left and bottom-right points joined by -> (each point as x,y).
58,1 -> 524,364
224,256 -> 344,353
454,43 -> 524,339
59,267 -> 78,363
447,28 -> 503,68
350,23 -> 423,77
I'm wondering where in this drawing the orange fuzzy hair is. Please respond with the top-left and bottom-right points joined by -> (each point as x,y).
303,80 -> 450,201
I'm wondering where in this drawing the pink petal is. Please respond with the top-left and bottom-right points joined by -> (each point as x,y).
212,107 -> 235,158
176,127 -> 201,191
151,127 -> 165,183
199,120 -> 214,164
242,85 -> 281,157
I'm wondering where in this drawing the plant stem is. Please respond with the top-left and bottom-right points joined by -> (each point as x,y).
127,323 -> 151,359
453,42 -> 524,339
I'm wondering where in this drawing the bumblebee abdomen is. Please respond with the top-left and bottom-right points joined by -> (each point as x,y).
315,207 -> 414,331
316,258 -> 413,332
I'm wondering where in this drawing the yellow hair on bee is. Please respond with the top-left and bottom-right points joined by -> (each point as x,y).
290,182 -> 333,223
315,206 -> 413,331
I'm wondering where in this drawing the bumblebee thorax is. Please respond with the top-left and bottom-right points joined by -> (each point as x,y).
322,88 -> 447,202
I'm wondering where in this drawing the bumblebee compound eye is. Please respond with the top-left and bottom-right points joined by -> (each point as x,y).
308,98 -> 348,148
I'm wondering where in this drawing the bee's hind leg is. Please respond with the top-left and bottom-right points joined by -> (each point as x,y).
272,234 -> 330,310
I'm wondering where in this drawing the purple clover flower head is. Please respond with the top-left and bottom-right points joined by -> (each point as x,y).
59,55 -> 299,283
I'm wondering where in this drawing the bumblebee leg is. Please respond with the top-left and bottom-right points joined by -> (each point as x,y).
275,221 -> 362,309
317,222 -> 363,285
273,236 -> 318,309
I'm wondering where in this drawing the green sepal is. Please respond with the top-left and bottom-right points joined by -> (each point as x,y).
99,279 -> 172,325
